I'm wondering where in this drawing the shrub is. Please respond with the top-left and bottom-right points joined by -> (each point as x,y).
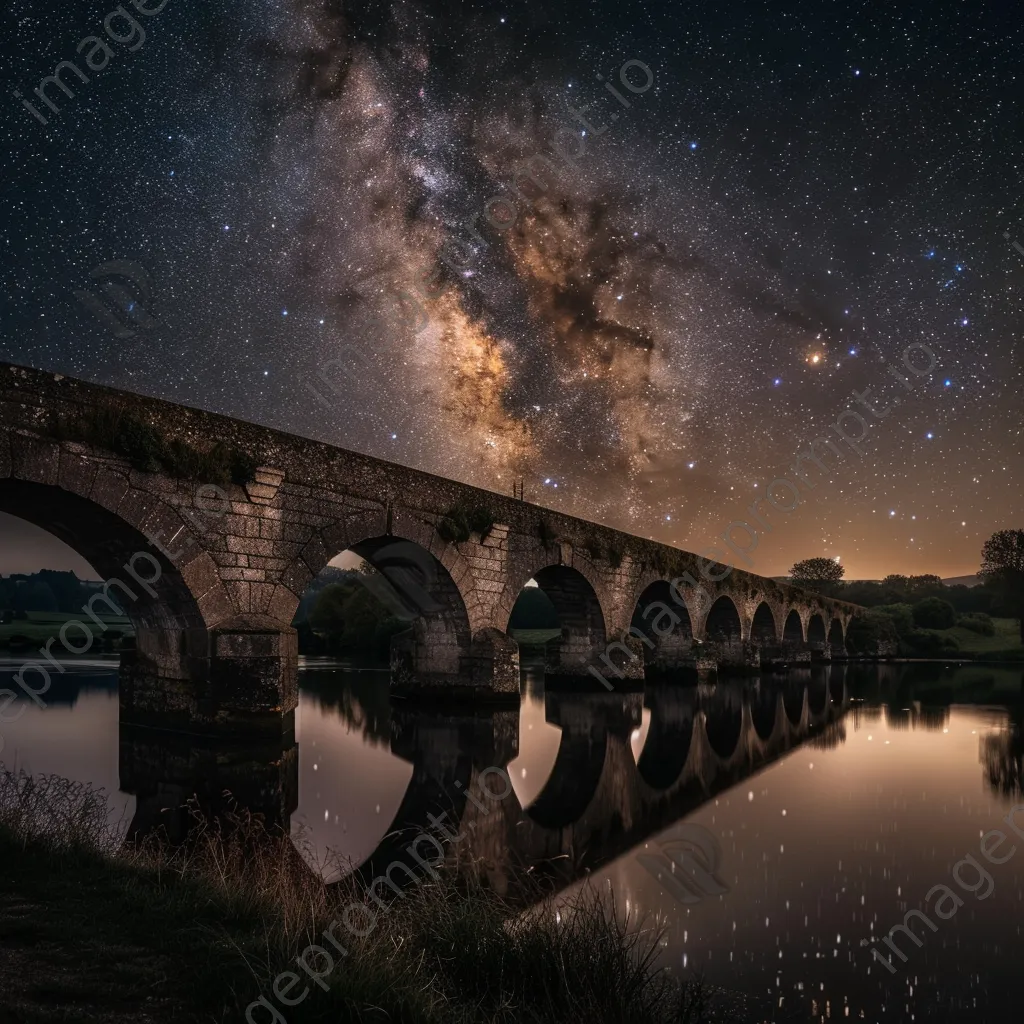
606,544 -> 624,569
912,597 -> 957,630
53,408 -> 258,484
465,505 -> 496,541
845,610 -> 899,655
957,612 -> 995,636
437,507 -> 472,544
899,630 -> 960,657
437,505 -> 496,544
876,603 -> 915,636
538,518 -> 558,550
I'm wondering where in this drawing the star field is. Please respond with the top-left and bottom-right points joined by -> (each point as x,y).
2,0 -> 1022,578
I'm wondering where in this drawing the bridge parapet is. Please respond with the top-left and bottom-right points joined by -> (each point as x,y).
0,363 -> 862,732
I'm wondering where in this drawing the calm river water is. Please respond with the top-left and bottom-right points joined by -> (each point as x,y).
2,656 -> 1022,1022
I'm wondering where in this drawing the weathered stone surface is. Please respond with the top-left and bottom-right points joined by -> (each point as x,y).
0,361 -> 862,735
10,431 -> 60,485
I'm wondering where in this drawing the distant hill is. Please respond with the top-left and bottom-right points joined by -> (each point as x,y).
772,575 -> 983,588
942,574 -> 983,588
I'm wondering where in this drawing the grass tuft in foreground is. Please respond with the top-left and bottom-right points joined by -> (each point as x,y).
0,769 -> 746,1024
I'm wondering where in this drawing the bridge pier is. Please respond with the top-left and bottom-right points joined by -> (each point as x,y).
120,617 -> 298,737
808,641 -> 832,663
643,630 -> 696,672
390,625 -> 521,702
544,628 -> 646,688
705,637 -> 761,672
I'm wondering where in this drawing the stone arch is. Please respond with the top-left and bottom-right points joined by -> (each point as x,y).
828,617 -> 845,651
807,613 -> 827,647
750,602 -> 778,643
702,595 -> 742,642
500,553 -> 613,638
0,480 -> 211,629
783,609 -> 804,642
505,563 -> 608,677
0,461 -> 250,731
293,520 -> 477,690
629,579 -> 693,670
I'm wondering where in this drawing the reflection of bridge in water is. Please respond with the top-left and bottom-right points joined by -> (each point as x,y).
121,664 -> 851,896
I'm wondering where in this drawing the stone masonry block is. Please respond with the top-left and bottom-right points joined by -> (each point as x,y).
10,432 -> 60,485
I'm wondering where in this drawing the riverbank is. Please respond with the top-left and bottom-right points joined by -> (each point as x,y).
0,771 -> 728,1024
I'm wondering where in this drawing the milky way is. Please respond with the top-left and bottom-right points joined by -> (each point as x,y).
3,0 -> 1022,577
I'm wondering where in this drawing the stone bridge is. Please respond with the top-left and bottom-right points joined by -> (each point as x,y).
0,363 -> 859,735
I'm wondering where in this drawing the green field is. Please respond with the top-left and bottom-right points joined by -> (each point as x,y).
0,612 -> 133,651
923,616 -> 1023,657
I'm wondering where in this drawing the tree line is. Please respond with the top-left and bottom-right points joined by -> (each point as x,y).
788,530 -> 1024,656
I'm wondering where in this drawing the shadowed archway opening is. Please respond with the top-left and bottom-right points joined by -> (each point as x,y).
507,582 -> 559,663
508,566 -> 606,678
783,610 -> 804,642
828,618 -> 845,651
751,602 -> 777,643
807,614 -> 827,648
0,482 -> 215,731
704,596 -> 742,642
296,537 -> 472,683
630,580 -> 693,669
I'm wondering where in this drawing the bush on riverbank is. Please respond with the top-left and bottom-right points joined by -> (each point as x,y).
912,597 -> 957,630
0,770 -> 724,1024
956,612 -> 996,636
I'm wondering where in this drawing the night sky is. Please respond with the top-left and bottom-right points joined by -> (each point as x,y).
2,0 -> 1022,579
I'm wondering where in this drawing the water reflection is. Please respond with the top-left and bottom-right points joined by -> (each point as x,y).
2,658 -> 1023,1020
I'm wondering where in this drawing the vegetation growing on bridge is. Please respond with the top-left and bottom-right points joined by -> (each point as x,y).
51,406 -> 258,485
437,503 -> 496,543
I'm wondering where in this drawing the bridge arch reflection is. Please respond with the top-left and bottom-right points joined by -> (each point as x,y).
117,666 -> 851,901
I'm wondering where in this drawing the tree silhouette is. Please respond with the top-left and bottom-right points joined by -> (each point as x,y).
980,529 -> 1024,642
789,557 -> 845,590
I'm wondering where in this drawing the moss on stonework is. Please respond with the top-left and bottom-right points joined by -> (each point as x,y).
437,504 -> 496,544
51,407 -> 257,486
537,518 -> 559,550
